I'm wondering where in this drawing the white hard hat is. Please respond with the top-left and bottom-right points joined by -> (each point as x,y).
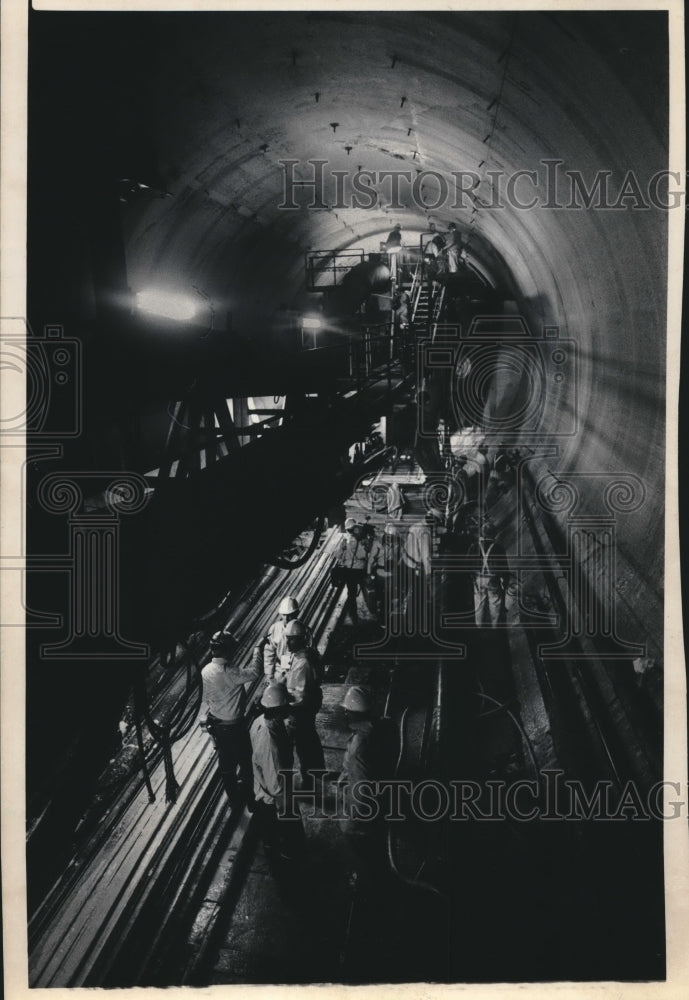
384,523 -> 397,537
345,517 -> 357,529
284,619 -> 306,637
278,596 -> 299,615
261,683 -> 288,709
343,685 -> 372,713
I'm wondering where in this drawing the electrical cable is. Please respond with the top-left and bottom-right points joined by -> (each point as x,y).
475,690 -> 540,778
386,706 -> 446,899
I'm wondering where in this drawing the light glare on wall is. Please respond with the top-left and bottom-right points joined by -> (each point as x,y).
136,289 -> 198,321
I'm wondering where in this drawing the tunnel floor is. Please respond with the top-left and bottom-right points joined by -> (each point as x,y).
188,651 -> 665,984
27,460 -> 666,987
185,480 -> 665,985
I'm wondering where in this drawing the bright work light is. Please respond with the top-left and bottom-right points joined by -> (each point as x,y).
302,315 -> 322,330
136,289 -> 198,321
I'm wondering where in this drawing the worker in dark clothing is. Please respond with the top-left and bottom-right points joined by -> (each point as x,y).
339,686 -> 396,881
393,288 -> 412,334
441,456 -> 472,542
361,513 -> 377,547
403,510 -> 440,633
250,682 -> 306,861
201,630 -> 261,808
424,229 -> 446,285
444,222 -> 461,273
469,521 -> 510,627
367,523 -> 404,620
282,619 -> 326,789
453,453 -> 471,509
486,445 -> 519,505
335,517 -> 369,625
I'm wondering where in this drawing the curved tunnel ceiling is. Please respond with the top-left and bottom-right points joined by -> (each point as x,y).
126,11 -> 668,338
26,9 -> 671,656
116,9 -> 670,622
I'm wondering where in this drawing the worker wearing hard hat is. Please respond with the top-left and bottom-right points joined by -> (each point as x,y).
335,518 -> 368,625
281,619 -> 326,787
201,630 -> 262,808
262,595 -> 313,681
444,222 -> 461,273
339,686 -> 396,876
250,681 -> 305,860
339,685 -> 380,821
367,523 -> 403,619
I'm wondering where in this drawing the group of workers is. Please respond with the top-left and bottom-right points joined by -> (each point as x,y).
201,594 -> 392,866
200,474 -> 510,868
389,221 -> 465,278
334,514 -> 413,625
334,501 -> 510,630
200,597 -> 322,814
423,222 -> 464,274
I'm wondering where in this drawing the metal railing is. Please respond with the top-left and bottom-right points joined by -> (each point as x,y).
305,248 -> 365,291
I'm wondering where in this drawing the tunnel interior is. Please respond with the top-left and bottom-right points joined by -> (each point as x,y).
29,10 -> 668,641
23,7 -> 672,987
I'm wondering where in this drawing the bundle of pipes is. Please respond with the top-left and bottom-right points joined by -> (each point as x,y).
29,525 -> 348,988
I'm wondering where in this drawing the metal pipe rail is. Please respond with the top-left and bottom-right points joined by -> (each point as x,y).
28,526 -> 347,987
381,658 -> 447,899
517,464 -> 661,791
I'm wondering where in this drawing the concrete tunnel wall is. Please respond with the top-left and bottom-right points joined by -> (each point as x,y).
119,11 -> 669,659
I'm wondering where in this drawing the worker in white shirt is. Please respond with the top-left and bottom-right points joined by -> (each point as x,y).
335,517 -> 369,625
262,595 -> 313,682
250,682 -> 305,860
403,512 -> 435,577
339,685 -> 396,884
201,630 -> 261,808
